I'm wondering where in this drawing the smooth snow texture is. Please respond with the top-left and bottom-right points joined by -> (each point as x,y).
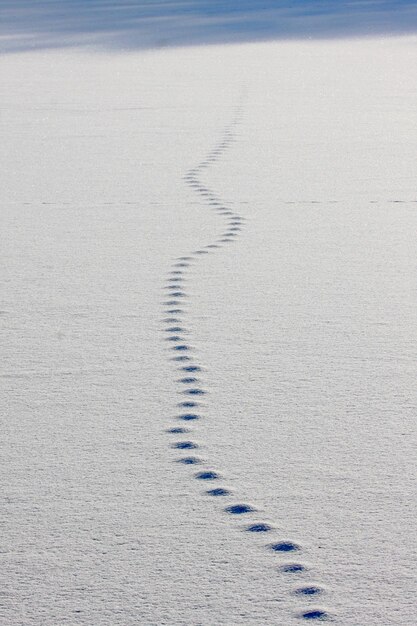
1,37 -> 417,625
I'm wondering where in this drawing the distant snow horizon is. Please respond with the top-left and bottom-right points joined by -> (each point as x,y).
1,0 -> 417,53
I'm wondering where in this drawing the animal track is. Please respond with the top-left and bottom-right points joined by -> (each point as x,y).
206,487 -> 231,496
195,471 -> 219,481
183,388 -> 205,396
172,441 -> 198,450
295,587 -> 323,597
161,94 -> 331,622
177,456 -> 201,465
167,427 -> 189,434
280,563 -> 306,573
178,413 -> 200,421
172,344 -> 190,352
300,609 -> 329,621
225,504 -> 255,515
178,401 -> 199,408
270,542 -> 300,553
246,523 -> 272,533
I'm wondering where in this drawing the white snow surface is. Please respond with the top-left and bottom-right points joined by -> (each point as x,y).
1,37 -> 417,625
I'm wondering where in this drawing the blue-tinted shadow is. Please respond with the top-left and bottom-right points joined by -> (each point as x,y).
2,1 -> 417,54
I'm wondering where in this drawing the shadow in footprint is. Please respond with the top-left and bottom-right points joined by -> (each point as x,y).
270,542 -> 300,553
166,427 -> 189,434
280,563 -> 306,574
195,471 -> 219,480
206,487 -> 231,496
225,504 -> 254,515
246,523 -> 272,532
178,413 -> 200,421
172,441 -> 198,450
295,587 -> 322,597
165,283 -> 184,289
300,610 -> 329,621
178,401 -> 199,408
177,457 -> 201,465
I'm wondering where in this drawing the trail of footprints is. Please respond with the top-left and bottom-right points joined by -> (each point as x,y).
162,103 -> 331,622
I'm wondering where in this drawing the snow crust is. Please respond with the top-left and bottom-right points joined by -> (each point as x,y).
2,36 -> 417,625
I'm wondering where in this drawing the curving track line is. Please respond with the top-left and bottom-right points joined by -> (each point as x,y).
162,94 -> 331,623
